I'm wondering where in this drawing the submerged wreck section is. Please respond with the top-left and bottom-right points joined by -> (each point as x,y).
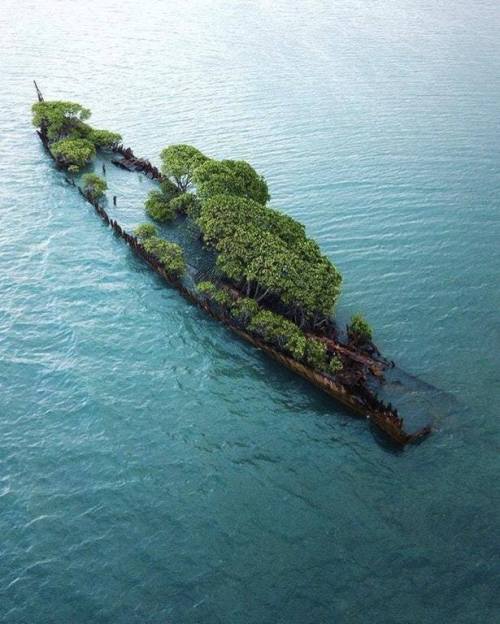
32,82 -> 432,446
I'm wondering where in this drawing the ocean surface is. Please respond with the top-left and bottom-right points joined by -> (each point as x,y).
1,1 -> 499,622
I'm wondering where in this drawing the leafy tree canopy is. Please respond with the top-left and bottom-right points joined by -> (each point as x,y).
32,100 -> 91,141
88,128 -> 122,149
249,310 -> 307,361
328,355 -> 343,375
193,159 -> 269,204
196,281 -> 233,307
169,192 -> 199,217
160,177 -> 181,200
198,195 -> 305,249
230,296 -> 260,325
197,282 -> 261,324
134,223 -> 158,239
51,138 -> 96,172
348,314 -> 373,343
82,173 -> 107,199
145,191 -> 176,222
304,338 -> 328,371
142,236 -> 186,278
197,195 -> 342,325
33,100 -> 121,154
196,283 -> 342,372
197,281 -> 218,297
160,144 -> 208,192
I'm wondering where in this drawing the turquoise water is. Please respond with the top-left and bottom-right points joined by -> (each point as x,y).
1,1 -> 499,622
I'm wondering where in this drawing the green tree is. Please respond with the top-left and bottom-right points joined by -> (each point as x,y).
82,173 -> 107,200
285,330 -> 308,361
51,138 -> 96,172
230,297 -> 260,325
304,338 -> 328,371
32,100 -> 91,141
160,177 -> 181,200
348,314 -> 372,344
197,195 -> 305,248
197,195 -> 341,325
249,310 -> 307,359
169,192 -> 199,217
88,128 -> 122,149
160,144 -> 208,192
194,159 -> 269,204
134,223 -> 158,239
142,236 -> 186,278
327,355 -> 343,375
197,281 -> 218,297
196,281 -> 232,307
145,191 -> 176,222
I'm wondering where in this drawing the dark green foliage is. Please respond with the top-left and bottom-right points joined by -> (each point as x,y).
196,281 -> 218,297
169,192 -> 199,216
197,283 -> 342,370
32,100 -> 121,158
197,194 -> 342,325
87,128 -> 122,149
159,143 -> 341,326
196,284 -> 339,369
51,138 -> 96,172
82,173 -> 107,199
160,145 -> 208,192
249,310 -> 307,360
142,236 -> 186,278
160,177 -> 181,200
196,281 -> 233,307
230,297 -> 260,325
198,195 -> 305,247
64,121 -> 92,140
286,330 -> 308,361
193,159 -> 270,204
134,223 -> 158,239
327,355 -> 343,375
32,100 -> 91,141
348,314 -> 373,343
304,338 -> 328,371
145,191 -> 176,222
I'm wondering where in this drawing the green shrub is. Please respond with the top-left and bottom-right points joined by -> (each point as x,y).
213,290 -> 232,307
230,297 -> 260,325
88,128 -> 122,149
193,158 -> 269,204
32,100 -> 91,141
160,144 -> 208,192
134,223 -> 158,240
82,173 -> 107,199
327,355 -> 343,375
143,236 -> 185,278
169,192 -> 199,217
51,138 -> 96,172
160,177 -> 181,200
249,310 -> 306,358
304,338 -> 328,371
197,281 -> 217,296
348,314 -> 372,343
145,190 -> 176,222
197,194 -> 342,325
197,281 -> 232,307
160,243 -> 186,278
285,331 -> 307,361
31,100 -> 123,153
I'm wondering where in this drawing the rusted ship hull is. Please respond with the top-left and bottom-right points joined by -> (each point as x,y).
33,84 -> 431,445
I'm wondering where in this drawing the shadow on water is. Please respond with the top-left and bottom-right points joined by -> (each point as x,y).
379,365 -> 461,435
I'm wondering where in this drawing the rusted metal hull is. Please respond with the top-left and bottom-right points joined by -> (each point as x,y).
33,84 -> 431,445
